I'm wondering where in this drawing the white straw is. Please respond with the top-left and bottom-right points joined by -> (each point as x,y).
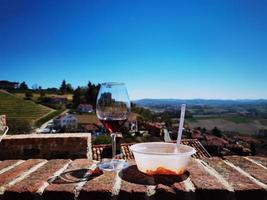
177,104 -> 186,146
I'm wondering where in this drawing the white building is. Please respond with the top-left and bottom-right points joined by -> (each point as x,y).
53,114 -> 78,129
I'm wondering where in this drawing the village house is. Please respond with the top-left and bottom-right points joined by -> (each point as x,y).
191,129 -> 205,140
0,80 -> 19,89
53,113 -> 78,129
49,97 -> 67,104
126,113 -> 139,132
77,104 -> 94,113
144,122 -> 164,136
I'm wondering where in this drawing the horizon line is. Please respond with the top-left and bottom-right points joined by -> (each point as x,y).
132,98 -> 267,101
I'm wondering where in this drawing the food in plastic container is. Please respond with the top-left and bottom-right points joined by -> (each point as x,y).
130,142 -> 196,175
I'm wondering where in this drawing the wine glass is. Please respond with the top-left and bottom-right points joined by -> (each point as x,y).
96,82 -> 131,171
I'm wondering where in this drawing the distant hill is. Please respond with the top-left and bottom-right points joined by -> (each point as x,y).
134,98 -> 267,107
0,90 -> 53,124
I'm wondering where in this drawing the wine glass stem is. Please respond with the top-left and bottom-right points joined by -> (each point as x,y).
110,133 -> 116,159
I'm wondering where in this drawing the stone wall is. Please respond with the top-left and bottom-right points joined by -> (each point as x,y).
0,133 -> 92,160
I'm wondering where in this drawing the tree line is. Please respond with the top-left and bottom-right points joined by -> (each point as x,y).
72,82 -> 100,108
5,80 -> 74,94
1,80 -> 101,109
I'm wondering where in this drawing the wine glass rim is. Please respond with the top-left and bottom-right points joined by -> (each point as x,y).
101,82 -> 125,86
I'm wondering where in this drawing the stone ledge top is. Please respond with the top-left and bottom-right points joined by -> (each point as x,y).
2,133 -> 91,139
0,156 -> 266,200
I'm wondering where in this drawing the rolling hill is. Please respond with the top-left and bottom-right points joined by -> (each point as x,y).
134,98 -> 267,107
0,90 -> 53,124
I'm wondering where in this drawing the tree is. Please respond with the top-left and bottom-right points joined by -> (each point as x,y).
201,128 -> 207,133
250,143 -> 256,155
46,87 -> 58,92
40,91 -> 46,97
72,87 -> 82,107
25,91 -> 33,99
85,82 -> 100,108
66,83 -> 73,93
8,119 -> 32,134
85,82 -> 93,105
60,80 -> 67,94
212,127 -> 222,137
19,81 -> 28,90
93,135 -> 112,145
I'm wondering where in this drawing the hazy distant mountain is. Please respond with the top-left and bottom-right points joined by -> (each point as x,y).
134,98 -> 267,107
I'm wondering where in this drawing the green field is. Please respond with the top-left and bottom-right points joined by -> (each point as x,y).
0,91 -> 53,124
187,115 -> 267,135
190,115 -> 252,124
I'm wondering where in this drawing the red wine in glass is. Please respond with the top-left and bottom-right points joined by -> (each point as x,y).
100,119 -> 127,133
96,82 -> 131,171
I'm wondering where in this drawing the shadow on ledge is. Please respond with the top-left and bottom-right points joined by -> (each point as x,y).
48,168 -> 103,184
119,165 -> 189,186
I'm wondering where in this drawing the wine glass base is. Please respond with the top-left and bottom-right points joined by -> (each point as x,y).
98,159 -> 128,171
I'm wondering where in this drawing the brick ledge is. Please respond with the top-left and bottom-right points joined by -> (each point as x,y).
0,156 -> 266,200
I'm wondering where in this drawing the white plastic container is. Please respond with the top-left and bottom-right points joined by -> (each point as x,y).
130,142 -> 196,175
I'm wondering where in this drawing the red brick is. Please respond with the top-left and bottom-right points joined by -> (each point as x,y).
0,159 -> 45,187
156,184 -> 177,200
173,182 -> 193,200
43,159 -> 92,200
247,156 -> 267,168
203,157 -> 265,200
118,162 -> 189,200
118,161 -> 151,200
78,171 -> 116,200
188,158 -> 233,200
0,156 -> 266,200
0,160 -> 22,173
225,156 -> 267,185
152,171 -> 188,200
4,159 -> 70,200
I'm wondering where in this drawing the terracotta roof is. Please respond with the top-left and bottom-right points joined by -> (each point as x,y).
204,134 -> 229,147
191,132 -> 205,140
78,104 -> 93,108
81,124 -> 100,132
55,114 -> 67,120
92,144 -> 110,161
92,139 -> 211,161
55,113 -> 75,120
235,135 -> 260,144
180,139 -> 211,158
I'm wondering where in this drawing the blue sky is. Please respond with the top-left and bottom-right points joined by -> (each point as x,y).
0,0 -> 266,100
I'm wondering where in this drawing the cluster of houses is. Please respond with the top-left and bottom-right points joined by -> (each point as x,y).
39,104 -> 94,133
53,104 -> 93,130
186,128 -> 254,156
41,103 -> 138,135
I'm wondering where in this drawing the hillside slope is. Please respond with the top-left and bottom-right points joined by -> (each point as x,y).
0,91 -> 53,123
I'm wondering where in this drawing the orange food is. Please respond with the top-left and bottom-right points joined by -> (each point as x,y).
146,167 -> 185,175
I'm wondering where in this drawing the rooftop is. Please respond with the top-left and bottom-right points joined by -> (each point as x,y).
92,139 -> 211,161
